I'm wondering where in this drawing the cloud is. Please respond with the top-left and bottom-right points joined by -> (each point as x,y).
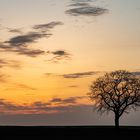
52,50 -> 69,56
62,71 -> 98,79
5,21 -> 63,47
0,102 -> 97,126
0,96 -> 87,114
0,44 -> 71,59
44,73 -> 56,76
47,50 -> 71,63
15,47 -> 46,57
66,0 -> 108,17
50,96 -> 85,104
0,24 -> 23,34
0,104 -> 106,126
4,82 -> 37,91
0,43 -> 46,57
132,72 -> 140,76
14,83 -> 37,91
0,21 -> 64,58
33,21 -> 63,32
66,6 -> 108,16
71,0 -> 92,2
1,105 -> 139,126
0,74 -> 9,82
68,85 -> 79,88
0,32 -> 48,57
33,102 -> 51,108
8,28 -> 23,34
44,71 -> 99,79
0,60 -> 8,67
69,2 -> 90,7
69,0 -> 92,7
0,99 -> 35,113
5,22 -> 63,47
5,32 -> 49,47
0,59 -> 21,69
0,43 -> 12,50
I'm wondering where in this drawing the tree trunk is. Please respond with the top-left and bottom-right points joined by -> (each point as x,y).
115,114 -> 119,129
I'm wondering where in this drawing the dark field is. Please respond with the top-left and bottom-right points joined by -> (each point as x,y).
0,126 -> 140,138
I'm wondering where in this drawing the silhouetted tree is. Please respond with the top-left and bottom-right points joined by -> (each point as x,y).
88,70 -> 140,128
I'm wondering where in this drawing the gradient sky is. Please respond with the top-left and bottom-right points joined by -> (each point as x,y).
0,0 -> 140,125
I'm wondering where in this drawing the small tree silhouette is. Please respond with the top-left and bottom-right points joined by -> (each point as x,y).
88,70 -> 140,128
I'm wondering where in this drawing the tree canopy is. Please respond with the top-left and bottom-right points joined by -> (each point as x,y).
89,70 -> 140,128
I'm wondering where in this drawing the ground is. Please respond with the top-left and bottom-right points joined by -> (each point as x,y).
0,126 -> 140,138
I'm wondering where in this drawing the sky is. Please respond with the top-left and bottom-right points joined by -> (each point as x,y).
0,0 -> 140,125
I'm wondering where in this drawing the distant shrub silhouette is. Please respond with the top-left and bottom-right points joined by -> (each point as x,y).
88,70 -> 140,128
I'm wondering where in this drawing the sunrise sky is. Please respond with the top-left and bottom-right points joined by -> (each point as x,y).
0,0 -> 140,125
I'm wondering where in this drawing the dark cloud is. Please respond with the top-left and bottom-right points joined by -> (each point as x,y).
0,99 -> 34,113
72,0 -> 92,2
50,96 -> 83,104
15,47 -> 46,57
52,50 -> 69,56
33,102 -> 51,108
47,50 -> 71,63
8,28 -> 23,34
0,104 -> 112,126
0,43 -> 71,59
0,31 -> 48,57
0,21 -> 64,58
66,6 -> 108,16
0,43 -> 46,57
69,2 -> 90,7
0,106 -> 139,126
6,21 -> 63,47
0,99 -> 26,111
66,0 -> 108,17
0,96 -> 87,114
68,85 -> 79,88
69,0 -> 92,7
44,71 -> 99,79
44,73 -> 56,76
62,71 -> 98,79
33,21 -> 63,32
0,24 -> 23,34
0,43 -> 12,50
5,32 -> 49,47
52,50 -> 71,59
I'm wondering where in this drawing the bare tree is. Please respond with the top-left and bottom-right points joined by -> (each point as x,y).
88,70 -> 140,128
